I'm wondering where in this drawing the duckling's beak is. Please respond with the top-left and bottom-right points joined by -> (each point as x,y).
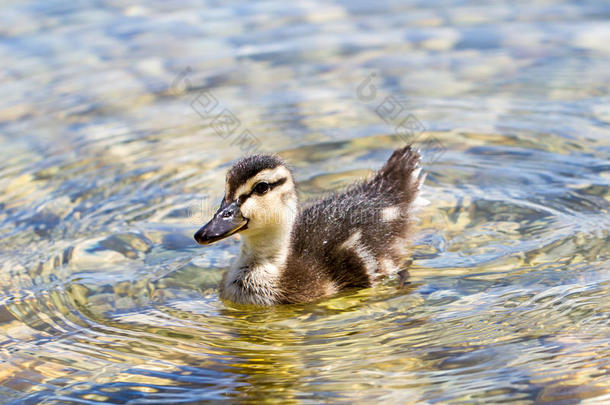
194,201 -> 248,245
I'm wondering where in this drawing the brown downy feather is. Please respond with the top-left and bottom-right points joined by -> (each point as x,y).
278,145 -> 424,303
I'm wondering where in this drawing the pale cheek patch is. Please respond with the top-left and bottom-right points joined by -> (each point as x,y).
240,192 -> 291,228
240,198 -> 256,220
381,206 -> 401,222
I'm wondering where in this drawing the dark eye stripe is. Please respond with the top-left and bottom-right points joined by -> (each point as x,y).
237,177 -> 287,205
268,177 -> 287,190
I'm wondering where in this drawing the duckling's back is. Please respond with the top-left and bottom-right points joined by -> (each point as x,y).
279,145 -> 425,303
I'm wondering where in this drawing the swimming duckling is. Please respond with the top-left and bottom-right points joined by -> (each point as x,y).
194,144 -> 426,306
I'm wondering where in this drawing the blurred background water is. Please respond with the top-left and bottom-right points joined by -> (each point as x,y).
1,0 -> 609,404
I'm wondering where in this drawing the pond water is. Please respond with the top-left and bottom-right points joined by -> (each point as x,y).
1,1 -> 609,403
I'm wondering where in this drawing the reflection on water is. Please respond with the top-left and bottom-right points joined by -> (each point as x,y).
1,0 -> 609,404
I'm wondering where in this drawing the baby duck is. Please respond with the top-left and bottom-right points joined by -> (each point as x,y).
194,144 -> 425,306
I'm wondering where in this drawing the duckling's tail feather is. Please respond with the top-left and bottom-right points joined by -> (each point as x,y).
377,144 -> 425,206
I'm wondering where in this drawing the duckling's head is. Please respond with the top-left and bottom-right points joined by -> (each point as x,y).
194,154 -> 297,245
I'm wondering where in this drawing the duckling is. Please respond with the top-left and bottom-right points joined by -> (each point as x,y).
194,144 -> 426,306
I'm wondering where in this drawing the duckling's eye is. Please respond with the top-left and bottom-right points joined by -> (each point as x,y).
253,182 -> 270,195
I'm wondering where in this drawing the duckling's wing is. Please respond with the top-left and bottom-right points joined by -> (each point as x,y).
290,145 -> 425,289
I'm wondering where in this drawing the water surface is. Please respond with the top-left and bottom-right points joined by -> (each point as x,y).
1,1 -> 609,403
